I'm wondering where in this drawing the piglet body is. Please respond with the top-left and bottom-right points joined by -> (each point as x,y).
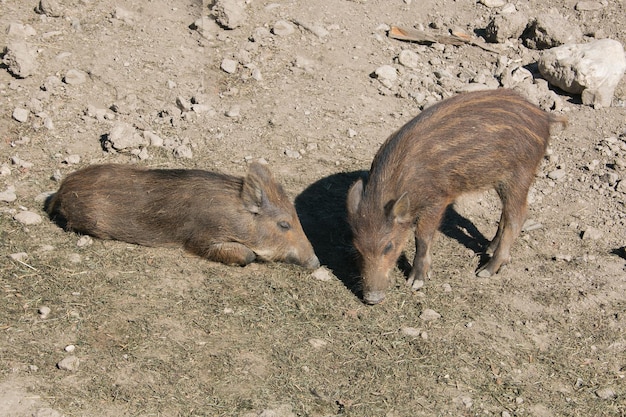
347,89 -> 566,304
47,162 -> 319,269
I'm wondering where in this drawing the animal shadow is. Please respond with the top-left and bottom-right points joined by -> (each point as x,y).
295,171 -> 366,295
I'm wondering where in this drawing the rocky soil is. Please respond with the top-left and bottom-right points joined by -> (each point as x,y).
1,0 -> 625,416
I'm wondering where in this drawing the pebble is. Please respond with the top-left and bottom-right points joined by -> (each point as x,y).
0,186 -> 17,202
479,0 -> 506,6
272,20 -> 295,36
595,387 -> 616,399
575,1 -> 605,11
12,108 -> 29,123
64,345 -> 76,353
225,104 -> 241,117
284,149 -> 301,159
14,210 -> 43,225
547,168 -> 566,181
36,0 -> 64,17
581,226 -> 603,240
63,69 -> 87,85
11,155 -> 34,169
173,144 -> 193,159
57,355 -> 80,372
401,327 -> 421,337
38,306 -> 51,319
212,0 -> 247,29
2,41 -> 38,78
308,338 -> 327,348
374,65 -> 397,88
221,58 -> 238,74
64,154 -> 80,164
0,164 -> 11,176
144,131 -> 163,147
76,235 -> 93,247
9,252 -> 28,262
311,267 -> 333,282
420,308 -> 441,321
398,49 -> 419,69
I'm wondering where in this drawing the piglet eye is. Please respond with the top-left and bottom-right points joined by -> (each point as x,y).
278,221 -> 292,231
383,242 -> 393,255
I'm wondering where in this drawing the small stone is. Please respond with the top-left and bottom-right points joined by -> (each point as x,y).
9,252 -> 28,262
401,327 -> 421,337
76,235 -> 93,247
144,131 -> 163,147
3,41 -> 39,78
173,145 -> 193,159
225,104 -> 241,117
63,154 -> 80,165
522,219 -> 543,232
36,0 -> 64,17
38,306 -> 51,319
575,1 -> 605,11
581,227 -> 603,240
63,69 -> 87,85
284,149 -> 301,159
212,0 -> 247,29
6,22 -> 37,38
479,0 -> 506,6
420,308 -> 441,321
221,58 -> 238,74
175,96 -> 192,112
595,387 -> 616,399
311,267 -> 333,282
272,20 -> 295,36
308,338 -> 327,348
373,65 -> 397,88
64,345 -> 76,353
348,128 -> 357,138
398,49 -> 419,68
12,108 -> 29,123
57,355 -> 80,372
547,168 -> 566,181
14,211 -> 42,225
11,155 -> 34,169
0,164 -> 11,176
0,186 -> 17,202
68,253 -> 82,264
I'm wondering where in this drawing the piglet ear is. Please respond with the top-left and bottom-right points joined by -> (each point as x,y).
391,192 -> 411,224
242,162 -> 273,214
346,178 -> 364,217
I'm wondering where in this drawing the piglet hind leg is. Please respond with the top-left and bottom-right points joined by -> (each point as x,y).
476,182 -> 530,278
193,242 -> 257,266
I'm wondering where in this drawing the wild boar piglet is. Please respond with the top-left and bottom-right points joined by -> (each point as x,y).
347,89 -> 567,304
47,162 -> 319,269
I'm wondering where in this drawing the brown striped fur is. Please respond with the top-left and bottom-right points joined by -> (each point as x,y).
347,89 -> 567,304
46,163 -> 319,269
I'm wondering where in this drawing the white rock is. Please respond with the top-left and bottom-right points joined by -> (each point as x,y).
64,344 -> 76,353
398,49 -> 419,68
311,267 -> 333,282
14,211 -> 42,225
38,306 -> 51,318
538,39 -> 626,108
64,154 -> 80,164
173,145 -> 193,159
9,252 -> 28,261
575,1 -> 605,11
272,20 -> 295,36
63,69 -> 87,85
11,155 -> 34,169
6,22 -> 37,38
420,308 -> 441,321
581,227 -> 603,240
308,338 -> 327,348
0,186 -> 17,202
225,104 -> 241,117
595,387 -> 616,399
57,355 -> 80,372
221,58 -> 238,74
2,41 -> 39,78
76,235 -> 93,247
106,122 -> 146,151
144,131 -> 163,147
36,0 -> 64,17
12,107 -> 29,123
212,0 -> 247,29
401,327 -> 421,337
374,65 -> 397,88
479,0 -> 506,7
0,164 -> 11,176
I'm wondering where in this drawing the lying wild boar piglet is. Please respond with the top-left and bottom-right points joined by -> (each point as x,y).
347,89 -> 567,304
47,162 -> 320,269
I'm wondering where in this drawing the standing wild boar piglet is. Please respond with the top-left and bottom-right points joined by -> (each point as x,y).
46,162 -> 320,269
347,89 -> 567,304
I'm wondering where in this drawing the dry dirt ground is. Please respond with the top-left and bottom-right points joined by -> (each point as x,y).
1,0 -> 625,416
